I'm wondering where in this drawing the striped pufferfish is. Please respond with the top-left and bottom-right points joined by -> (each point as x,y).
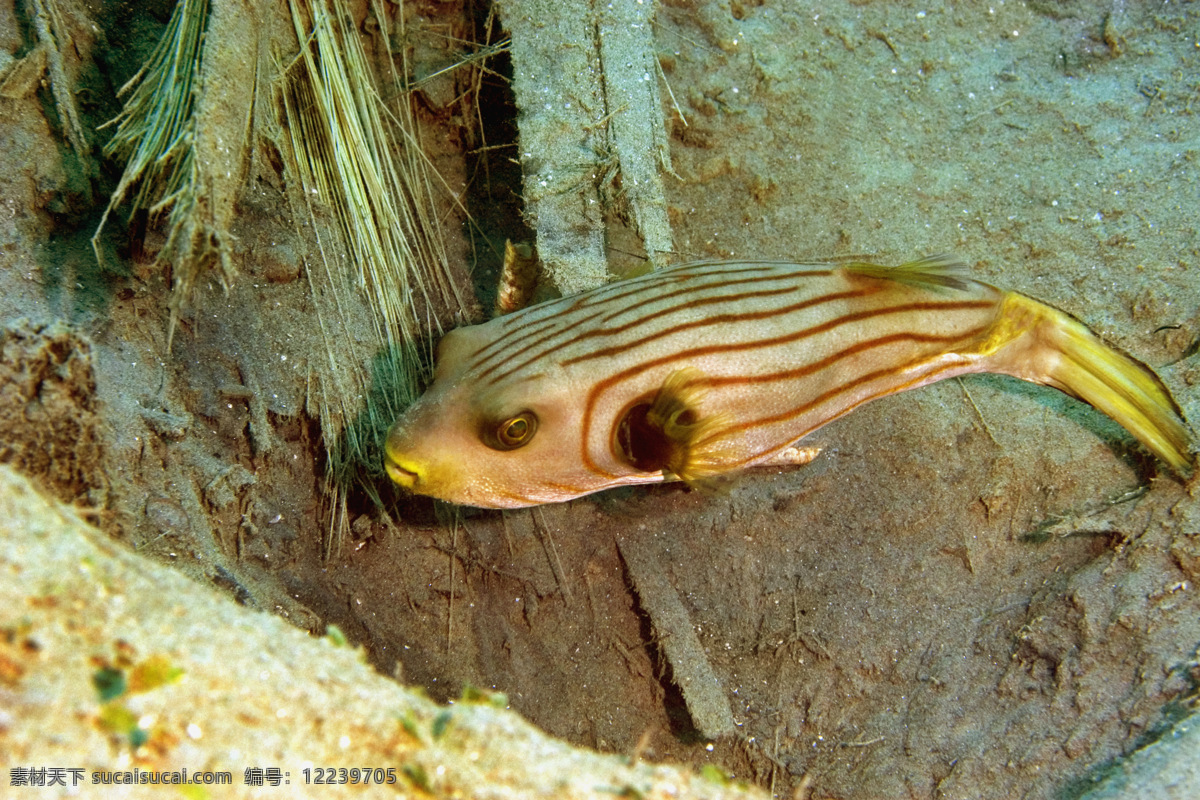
383,256 -> 1195,508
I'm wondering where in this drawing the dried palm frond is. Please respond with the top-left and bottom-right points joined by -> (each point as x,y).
90,0 -> 226,349
26,0 -> 90,156
279,0 -> 469,557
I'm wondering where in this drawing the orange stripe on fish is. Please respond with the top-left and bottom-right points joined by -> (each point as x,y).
470,265 -> 806,380
493,283 -> 866,388
575,298 -> 998,478
383,257 -> 1195,508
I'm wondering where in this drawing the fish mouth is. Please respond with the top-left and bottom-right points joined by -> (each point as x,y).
383,453 -> 421,490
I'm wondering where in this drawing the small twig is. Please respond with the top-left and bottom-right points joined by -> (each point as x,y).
446,513 -> 459,655
956,98 -> 1015,131
532,507 -> 573,605
655,57 -> 686,127
840,735 -> 885,748
957,377 -> 998,447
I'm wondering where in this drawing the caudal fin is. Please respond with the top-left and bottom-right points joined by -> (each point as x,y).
980,292 -> 1195,475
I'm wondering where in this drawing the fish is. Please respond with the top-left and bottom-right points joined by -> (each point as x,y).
383,256 -> 1195,509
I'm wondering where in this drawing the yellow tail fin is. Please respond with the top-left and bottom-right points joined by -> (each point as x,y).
979,292 -> 1195,475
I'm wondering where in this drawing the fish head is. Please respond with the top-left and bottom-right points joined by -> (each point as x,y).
383,321 -> 617,508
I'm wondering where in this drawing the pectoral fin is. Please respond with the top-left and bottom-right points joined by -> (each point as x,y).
615,368 -> 729,484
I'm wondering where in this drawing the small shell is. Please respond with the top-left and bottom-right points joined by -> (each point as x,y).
494,240 -> 540,316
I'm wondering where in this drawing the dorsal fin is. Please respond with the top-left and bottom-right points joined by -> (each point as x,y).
616,260 -> 656,281
843,254 -> 973,291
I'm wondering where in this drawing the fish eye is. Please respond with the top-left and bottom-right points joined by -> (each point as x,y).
485,410 -> 539,451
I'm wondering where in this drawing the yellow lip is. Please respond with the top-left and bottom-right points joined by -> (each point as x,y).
383,454 -> 421,489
